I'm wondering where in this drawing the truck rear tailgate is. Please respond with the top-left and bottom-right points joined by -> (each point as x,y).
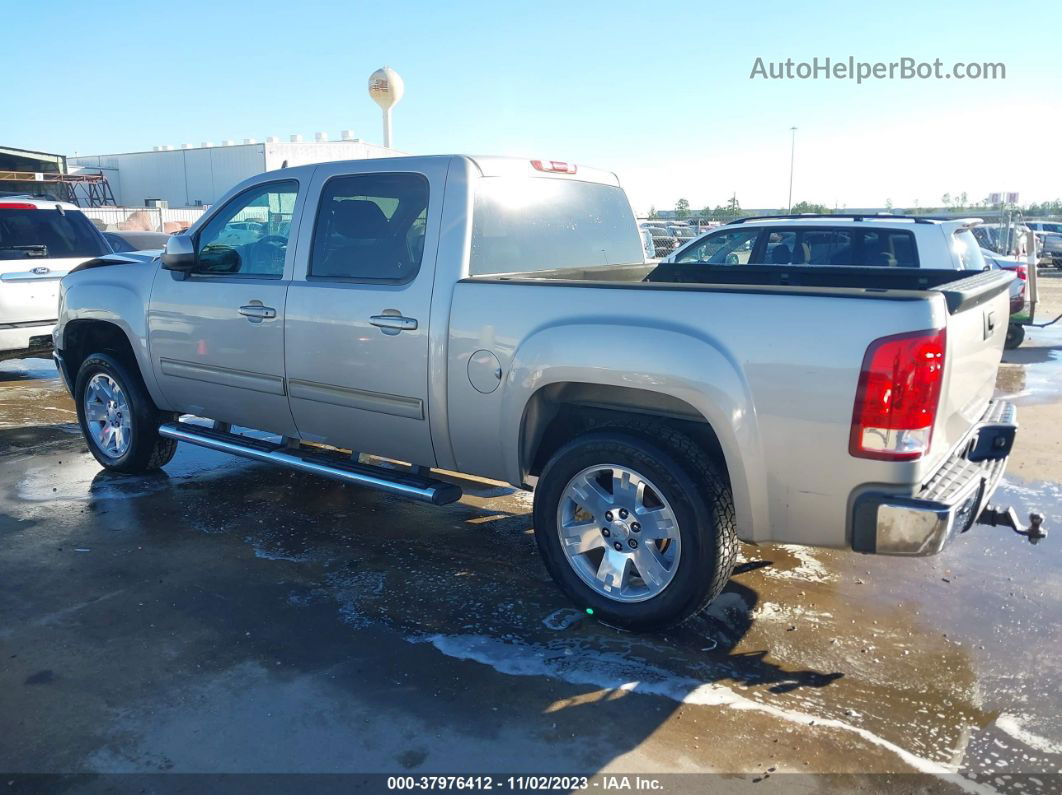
0,258 -> 82,324
928,270 -> 1013,469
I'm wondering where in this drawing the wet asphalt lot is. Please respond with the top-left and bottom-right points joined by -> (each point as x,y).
2,281 -> 1062,794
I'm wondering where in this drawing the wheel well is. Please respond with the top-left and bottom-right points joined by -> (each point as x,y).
62,320 -> 139,381
522,383 -> 729,483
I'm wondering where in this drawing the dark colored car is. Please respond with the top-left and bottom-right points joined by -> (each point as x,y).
981,248 -> 1028,349
103,230 -> 170,253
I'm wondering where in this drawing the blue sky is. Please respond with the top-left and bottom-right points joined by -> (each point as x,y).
6,0 -> 1061,211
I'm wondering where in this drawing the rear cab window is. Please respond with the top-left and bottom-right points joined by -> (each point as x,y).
0,205 -> 109,260
469,177 -> 643,275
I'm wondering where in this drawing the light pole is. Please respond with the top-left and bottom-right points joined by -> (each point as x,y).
787,126 -> 797,213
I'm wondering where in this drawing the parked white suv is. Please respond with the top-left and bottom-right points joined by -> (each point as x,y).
665,213 -> 987,271
0,198 -> 111,361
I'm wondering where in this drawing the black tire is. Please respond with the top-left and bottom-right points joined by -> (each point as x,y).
533,428 -> 737,632
74,352 -> 177,473
1005,323 -> 1026,350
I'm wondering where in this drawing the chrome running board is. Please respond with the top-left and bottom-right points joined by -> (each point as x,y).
158,421 -> 462,505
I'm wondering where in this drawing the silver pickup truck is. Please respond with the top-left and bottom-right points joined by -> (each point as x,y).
53,155 -> 1034,630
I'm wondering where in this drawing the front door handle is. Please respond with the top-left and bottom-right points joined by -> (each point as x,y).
370,314 -> 418,332
239,304 -> 277,321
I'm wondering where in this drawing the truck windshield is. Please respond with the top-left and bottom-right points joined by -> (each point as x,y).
0,207 -> 109,260
469,177 -> 643,275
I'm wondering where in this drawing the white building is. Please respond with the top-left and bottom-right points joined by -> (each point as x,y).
69,135 -> 400,208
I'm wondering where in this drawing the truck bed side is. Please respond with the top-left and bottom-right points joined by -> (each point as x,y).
445,275 -> 1006,549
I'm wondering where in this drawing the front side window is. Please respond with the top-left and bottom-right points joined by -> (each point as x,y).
675,228 -> 759,265
309,173 -> 429,282
753,230 -> 799,264
195,180 -> 298,277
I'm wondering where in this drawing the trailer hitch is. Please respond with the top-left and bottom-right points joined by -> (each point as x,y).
977,505 -> 1047,544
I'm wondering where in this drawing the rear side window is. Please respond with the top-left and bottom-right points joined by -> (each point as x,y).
857,230 -> 917,267
750,227 -> 917,267
469,177 -> 643,275
310,173 -> 429,282
798,230 -> 853,264
0,207 -> 108,260
954,229 -> 987,270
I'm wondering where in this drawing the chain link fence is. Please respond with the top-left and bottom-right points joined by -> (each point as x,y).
80,206 -> 207,234
636,218 -> 720,259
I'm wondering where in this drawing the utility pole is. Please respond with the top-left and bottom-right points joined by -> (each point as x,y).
787,126 -> 797,213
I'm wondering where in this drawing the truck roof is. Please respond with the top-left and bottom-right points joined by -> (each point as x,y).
266,155 -> 622,187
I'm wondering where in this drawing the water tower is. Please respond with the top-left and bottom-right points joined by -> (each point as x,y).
368,67 -> 404,149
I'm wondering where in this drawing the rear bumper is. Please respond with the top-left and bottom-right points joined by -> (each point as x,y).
0,322 -> 55,362
851,400 -> 1015,556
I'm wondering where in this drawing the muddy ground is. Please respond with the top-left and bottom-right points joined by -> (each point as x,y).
1,275 -> 1061,794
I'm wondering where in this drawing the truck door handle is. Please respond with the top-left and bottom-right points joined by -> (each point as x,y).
370,315 -> 418,331
238,304 -> 277,320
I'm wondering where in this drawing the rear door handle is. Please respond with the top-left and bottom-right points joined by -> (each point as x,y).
370,315 -> 418,331
239,304 -> 277,320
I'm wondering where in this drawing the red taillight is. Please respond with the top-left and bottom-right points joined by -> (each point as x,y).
849,328 -> 946,461
1015,265 -> 1028,281
530,159 -> 577,174
0,202 -> 38,210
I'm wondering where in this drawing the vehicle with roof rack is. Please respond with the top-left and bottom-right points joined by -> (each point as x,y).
666,213 -> 989,271
51,156 -> 1041,631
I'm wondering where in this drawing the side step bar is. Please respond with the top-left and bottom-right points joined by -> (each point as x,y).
158,422 -> 462,506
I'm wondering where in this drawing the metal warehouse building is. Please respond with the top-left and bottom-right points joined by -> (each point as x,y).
68,135 -> 400,209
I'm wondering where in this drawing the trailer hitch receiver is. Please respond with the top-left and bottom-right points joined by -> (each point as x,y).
977,505 -> 1047,544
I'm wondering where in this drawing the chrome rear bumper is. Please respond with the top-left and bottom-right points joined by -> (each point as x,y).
852,400 -> 1015,556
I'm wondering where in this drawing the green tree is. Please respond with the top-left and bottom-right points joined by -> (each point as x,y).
790,201 -> 831,215
675,198 -> 690,219
885,198 -> 893,210
647,205 -> 659,219
706,195 -> 742,222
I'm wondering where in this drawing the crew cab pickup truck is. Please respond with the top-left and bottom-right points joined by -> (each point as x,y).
53,155 -> 1034,631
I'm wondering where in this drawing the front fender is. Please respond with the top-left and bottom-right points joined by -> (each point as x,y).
500,321 -> 767,541
57,263 -> 166,408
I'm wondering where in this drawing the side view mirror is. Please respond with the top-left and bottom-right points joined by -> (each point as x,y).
161,235 -> 196,271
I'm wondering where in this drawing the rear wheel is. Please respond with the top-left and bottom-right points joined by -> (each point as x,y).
1005,323 -> 1026,350
533,429 -> 737,631
75,353 -> 177,473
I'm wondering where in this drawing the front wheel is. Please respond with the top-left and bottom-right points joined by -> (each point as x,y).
533,430 -> 737,631
74,353 -> 177,473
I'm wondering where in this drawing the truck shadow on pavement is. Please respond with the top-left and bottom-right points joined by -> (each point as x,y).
2,429 -> 858,778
